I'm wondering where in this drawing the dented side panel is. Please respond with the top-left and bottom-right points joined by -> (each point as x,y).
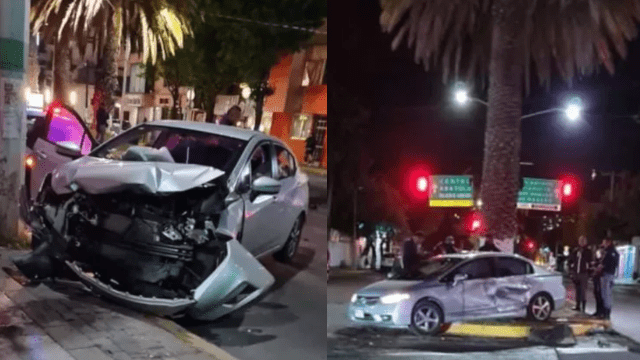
188,239 -> 275,321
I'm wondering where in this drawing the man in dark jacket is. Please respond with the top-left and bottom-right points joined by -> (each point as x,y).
479,237 -> 500,252
591,242 -> 605,317
600,237 -> 620,320
402,236 -> 419,277
568,236 -> 592,312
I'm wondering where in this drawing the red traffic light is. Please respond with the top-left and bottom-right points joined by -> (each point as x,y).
416,176 -> 428,192
466,211 -> 484,234
406,166 -> 431,200
558,174 -> 580,203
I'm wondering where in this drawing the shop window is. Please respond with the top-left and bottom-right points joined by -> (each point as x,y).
290,114 -> 312,139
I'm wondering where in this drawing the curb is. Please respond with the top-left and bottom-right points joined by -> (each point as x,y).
444,317 -> 608,340
446,323 -> 530,338
144,315 -> 239,360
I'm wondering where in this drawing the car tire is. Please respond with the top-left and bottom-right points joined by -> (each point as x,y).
409,299 -> 444,336
274,216 -> 303,263
527,293 -> 553,321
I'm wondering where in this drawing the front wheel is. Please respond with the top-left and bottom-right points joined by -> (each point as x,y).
528,293 -> 553,321
409,300 -> 443,336
274,216 -> 303,263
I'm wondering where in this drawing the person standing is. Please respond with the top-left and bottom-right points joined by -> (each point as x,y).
568,236 -> 592,312
402,235 -> 419,276
479,236 -> 500,252
218,105 -> 242,126
305,135 -> 317,163
374,229 -> 383,271
600,236 -> 620,320
95,104 -> 109,143
591,242 -> 605,317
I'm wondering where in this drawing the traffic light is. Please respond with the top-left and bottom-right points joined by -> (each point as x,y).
558,174 -> 580,203
465,211 -> 484,234
406,166 -> 431,201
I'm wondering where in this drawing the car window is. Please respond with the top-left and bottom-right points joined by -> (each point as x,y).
275,145 -> 296,179
46,107 -> 92,155
249,143 -> 273,180
495,257 -> 532,277
92,125 -> 247,174
452,258 -> 494,280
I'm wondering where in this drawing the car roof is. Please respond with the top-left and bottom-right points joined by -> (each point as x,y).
435,252 -> 532,262
144,120 -> 274,142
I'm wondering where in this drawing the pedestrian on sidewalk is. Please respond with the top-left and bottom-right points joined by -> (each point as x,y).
599,236 -> 620,320
568,236 -> 592,312
479,236 -> 500,252
305,135 -> 317,163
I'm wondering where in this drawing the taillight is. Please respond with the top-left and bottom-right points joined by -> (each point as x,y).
25,154 -> 36,169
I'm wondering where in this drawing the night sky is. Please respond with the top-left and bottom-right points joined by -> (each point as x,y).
332,0 -> 640,186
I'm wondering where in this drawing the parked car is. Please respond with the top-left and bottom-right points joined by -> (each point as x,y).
348,252 -> 566,335
16,103 -> 309,321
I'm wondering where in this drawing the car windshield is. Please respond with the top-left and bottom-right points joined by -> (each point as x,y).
415,257 -> 464,279
91,125 -> 248,174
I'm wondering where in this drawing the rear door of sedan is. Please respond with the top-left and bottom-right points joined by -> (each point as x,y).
489,257 -> 534,314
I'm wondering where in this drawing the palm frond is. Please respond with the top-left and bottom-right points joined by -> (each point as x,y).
381,0 -> 640,86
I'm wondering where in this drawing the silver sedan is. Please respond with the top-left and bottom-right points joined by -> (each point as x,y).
348,252 -> 566,335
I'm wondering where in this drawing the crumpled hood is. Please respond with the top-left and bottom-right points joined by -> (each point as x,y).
357,279 -> 423,297
51,156 -> 225,195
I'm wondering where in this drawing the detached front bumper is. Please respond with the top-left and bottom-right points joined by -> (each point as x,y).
347,301 -> 411,328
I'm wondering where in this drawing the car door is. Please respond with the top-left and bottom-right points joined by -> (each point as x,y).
28,105 -> 95,201
488,257 -> 534,314
273,144 -> 300,247
453,258 -> 497,318
238,142 -> 280,256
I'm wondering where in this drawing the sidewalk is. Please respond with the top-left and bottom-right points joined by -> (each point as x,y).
0,247 -> 237,360
300,165 -> 327,177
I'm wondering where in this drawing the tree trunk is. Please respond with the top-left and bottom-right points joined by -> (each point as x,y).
53,39 -> 71,104
253,70 -> 271,131
480,1 -> 527,252
100,21 -> 120,111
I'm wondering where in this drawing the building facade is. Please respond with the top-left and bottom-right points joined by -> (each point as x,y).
263,23 -> 327,169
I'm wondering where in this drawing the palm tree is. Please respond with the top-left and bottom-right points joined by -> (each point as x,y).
31,0 -> 194,108
380,0 -> 640,250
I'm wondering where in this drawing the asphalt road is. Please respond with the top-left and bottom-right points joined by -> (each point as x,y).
564,278 -> 640,344
328,270 -> 640,360
180,171 -> 327,360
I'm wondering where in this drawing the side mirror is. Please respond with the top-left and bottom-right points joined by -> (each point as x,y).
55,142 -> 82,158
251,176 -> 281,195
452,273 -> 468,286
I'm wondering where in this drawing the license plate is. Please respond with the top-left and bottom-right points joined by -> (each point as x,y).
355,309 -> 364,318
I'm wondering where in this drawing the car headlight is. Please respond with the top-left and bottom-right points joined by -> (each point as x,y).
380,293 -> 410,304
351,294 -> 358,303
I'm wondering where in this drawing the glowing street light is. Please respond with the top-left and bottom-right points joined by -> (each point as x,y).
454,89 -> 469,105
416,176 -> 428,193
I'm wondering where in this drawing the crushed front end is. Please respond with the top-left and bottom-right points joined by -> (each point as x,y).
13,162 -> 274,320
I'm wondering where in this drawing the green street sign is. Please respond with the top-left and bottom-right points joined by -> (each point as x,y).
517,177 -> 561,212
430,175 -> 473,207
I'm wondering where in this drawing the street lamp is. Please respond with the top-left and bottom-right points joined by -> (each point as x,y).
592,169 -> 623,202
452,84 -> 583,121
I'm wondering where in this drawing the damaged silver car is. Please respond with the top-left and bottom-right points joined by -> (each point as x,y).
16,104 -> 309,321
348,253 -> 566,335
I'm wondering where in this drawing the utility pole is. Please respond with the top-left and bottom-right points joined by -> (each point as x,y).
0,0 -> 29,243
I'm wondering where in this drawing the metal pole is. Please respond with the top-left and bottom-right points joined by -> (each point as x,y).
0,0 -> 29,243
